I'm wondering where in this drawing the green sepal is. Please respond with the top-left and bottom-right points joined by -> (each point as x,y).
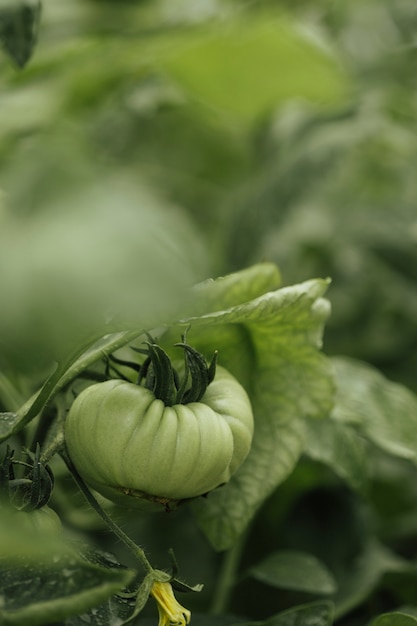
0,445 -> 14,503
179,343 -> 209,403
121,572 -> 155,625
171,578 -> 204,594
23,444 -> 54,510
175,343 -> 217,403
0,445 -> 54,511
164,548 -> 204,594
138,336 -> 217,406
144,342 -> 176,406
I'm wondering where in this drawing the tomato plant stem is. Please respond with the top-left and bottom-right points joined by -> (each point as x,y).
38,398 -> 67,465
210,528 -> 248,615
40,427 -> 65,465
61,448 -> 154,574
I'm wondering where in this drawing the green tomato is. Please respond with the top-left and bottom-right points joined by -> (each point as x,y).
17,506 -> 62,534
65,365 -> 254,510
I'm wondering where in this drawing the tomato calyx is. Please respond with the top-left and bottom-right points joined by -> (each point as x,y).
0,443 -> 54,511
136,335 -> 218,407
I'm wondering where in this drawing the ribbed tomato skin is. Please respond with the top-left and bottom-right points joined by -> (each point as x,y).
65,365 -> 253,507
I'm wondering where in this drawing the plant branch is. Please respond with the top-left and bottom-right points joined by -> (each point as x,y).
61,447 -> 153,574
210,526 -> 249,616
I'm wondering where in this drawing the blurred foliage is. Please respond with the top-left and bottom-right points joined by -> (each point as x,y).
1,0 -> 417,625
1,0 -> 414,388
0,0 -> 346,378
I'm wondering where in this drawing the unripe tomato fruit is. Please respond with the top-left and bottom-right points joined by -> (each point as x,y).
17,506 -> 62,534
65,364 -> 254,510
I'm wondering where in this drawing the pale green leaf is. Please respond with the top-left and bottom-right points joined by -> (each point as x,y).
331,357 -> 417,461
189,262 -> 281,317
187,277 -> 335,550
370,613 -> 417,626
161,15 -> 347,125
304,418 -> 368,491
396,609 -> 417,620
249,550 -> 337,595
193,417 -> 305,552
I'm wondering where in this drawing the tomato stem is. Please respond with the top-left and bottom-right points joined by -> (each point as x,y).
210,525 -> 249,616
61,447 -> 154,574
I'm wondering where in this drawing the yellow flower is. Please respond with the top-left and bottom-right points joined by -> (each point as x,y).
150,580 -> 191,626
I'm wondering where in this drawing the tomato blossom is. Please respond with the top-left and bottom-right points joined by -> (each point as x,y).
150,580 -> 191,626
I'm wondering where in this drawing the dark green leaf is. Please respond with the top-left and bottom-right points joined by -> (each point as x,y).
136,618 -> 238,626
190,617 -> 241,626
0,1 -> 41,68
0,507 -> 136,625
64,594 -> 136,626
238,600 -> 334,626
333,541 -> 413,619
249,550 -> 337,595
0,556 -> 134,626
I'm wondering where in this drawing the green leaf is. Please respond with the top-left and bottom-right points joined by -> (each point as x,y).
249,550 -> 337,595
238,600 -> 334,626
160,14 -> 347,125
333,541 -> 412,619
0,508 -> 135,625
189,263 -> 281,316
331,357 -> 417,461
189,618 -> 239,626
64,594 -> 136,626
0,372 -> 26,412
0,556 -> 134,626
185,276 -> 334,550
136,618 -> 238,626
396,609 -> 417,620
304,418 -> 369,491
193,417 -> 305,551
0,0 -> 41,68
0,329 -> 143,442
370,614 -> 417,626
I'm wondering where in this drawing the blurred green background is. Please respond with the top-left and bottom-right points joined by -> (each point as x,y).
2,0 -> 417,391
1,1 -> 417,624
